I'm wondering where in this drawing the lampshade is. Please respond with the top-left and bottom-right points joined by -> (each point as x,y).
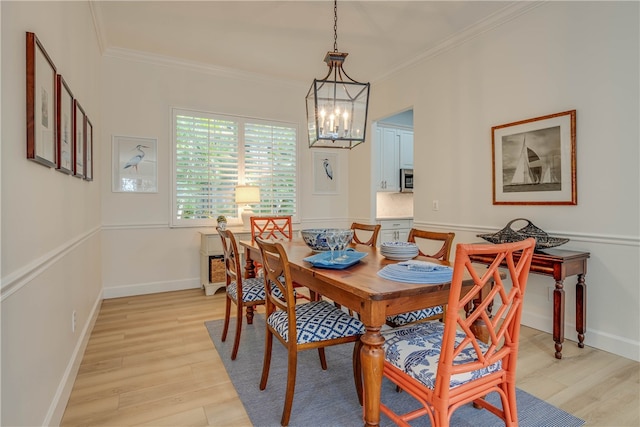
235,185 -> 260,205
235,185 -> 260,230
305,1 -> 370,149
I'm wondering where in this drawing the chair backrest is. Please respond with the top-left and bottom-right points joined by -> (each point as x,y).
407,228 -> 455,262
250,216 -> 293,242
217,227 -> 243,289
436,238 -> 535,391
254,237 -> 297,318
350,222 -> 381,247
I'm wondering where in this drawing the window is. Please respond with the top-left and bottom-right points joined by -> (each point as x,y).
171,108 -> 298,227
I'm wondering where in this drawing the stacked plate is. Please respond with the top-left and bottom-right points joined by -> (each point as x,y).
380,241 -> 419,261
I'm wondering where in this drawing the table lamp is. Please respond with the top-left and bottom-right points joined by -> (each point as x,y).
235,185 -> 261,230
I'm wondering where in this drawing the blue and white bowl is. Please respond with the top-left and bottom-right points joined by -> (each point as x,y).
301,228 -> 344,252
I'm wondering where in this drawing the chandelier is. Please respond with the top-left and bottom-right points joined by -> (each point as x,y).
305,0 -> 370,149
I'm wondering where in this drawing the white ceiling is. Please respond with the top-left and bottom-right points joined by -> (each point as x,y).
92,1 -> 536,84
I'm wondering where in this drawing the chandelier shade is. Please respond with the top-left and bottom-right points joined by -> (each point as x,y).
306,2 -> 370,149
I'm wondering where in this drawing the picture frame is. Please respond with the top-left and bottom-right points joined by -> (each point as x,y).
73,100 -> 86,179
492,110 -> 577,205
312,151 -> 338,194
112,135 -> 158,193
26,32 -> 57,168
56,74 -> 74,174
84,118 -> 94,181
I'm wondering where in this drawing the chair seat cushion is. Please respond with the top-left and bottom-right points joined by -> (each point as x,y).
228,278 -> 286,303
268,300 -> 365,344
227,277 -> 266,303
382,321 -> 502,390
386,305 -> 444,326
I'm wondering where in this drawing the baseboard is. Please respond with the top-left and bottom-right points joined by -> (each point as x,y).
521,310 -> 640,362
45,293 -> 102,426
102,278 -> 201,299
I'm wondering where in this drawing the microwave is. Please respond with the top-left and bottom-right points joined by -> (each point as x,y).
400,169 -> 413,192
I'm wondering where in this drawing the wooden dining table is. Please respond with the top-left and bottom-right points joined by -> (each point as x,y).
239,239 -> 485,427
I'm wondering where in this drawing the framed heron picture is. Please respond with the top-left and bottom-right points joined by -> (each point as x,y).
56,74 -> 74,174
312,151 -> 338,194
112,135 -> 157,193
492,110 -> 577,205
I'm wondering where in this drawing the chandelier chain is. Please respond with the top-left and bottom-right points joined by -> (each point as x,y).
333,0 -> 338,52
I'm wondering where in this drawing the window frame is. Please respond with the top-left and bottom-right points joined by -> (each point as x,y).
170,107 -> 300,228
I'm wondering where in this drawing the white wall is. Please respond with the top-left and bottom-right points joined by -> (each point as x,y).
365,2 -> 639,360
1,2 -> 103,425
100,53 -> 352,297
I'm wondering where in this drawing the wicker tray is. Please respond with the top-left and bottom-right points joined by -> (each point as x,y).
477,218 -> 569,251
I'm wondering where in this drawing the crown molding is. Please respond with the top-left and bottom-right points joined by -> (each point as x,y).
374,1 -> 545,84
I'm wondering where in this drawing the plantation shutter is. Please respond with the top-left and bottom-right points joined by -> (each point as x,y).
171,108 -> 297,227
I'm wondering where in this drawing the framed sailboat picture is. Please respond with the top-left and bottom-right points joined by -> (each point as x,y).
492,110 -> 576,205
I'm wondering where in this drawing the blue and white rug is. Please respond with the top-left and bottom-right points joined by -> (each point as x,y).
205,316 -> 585,427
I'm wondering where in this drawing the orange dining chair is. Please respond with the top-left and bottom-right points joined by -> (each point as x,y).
385,229 -> 456,327
377,238 -> 536,427
255,237 -> 365,426
217,227 -> 269,360
350,222 -> 381,247
250,215 -> 316,302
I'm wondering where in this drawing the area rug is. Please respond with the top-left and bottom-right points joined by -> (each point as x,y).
205,316 -> 585,427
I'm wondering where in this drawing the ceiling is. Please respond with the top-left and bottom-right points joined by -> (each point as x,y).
92,1 -> 534,84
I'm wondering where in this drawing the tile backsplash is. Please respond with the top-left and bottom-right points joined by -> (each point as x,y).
376,192 -> 414,218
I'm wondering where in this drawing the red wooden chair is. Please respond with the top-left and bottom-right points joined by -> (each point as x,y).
378,238 -> 536,426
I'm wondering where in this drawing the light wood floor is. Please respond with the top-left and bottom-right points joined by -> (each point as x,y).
61,289 -> 639,426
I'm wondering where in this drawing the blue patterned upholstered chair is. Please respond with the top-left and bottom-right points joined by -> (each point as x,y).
379,239 -> 536,427
386,229 -> 455,327
255,237 -> 365,426
217,227 -> 270,360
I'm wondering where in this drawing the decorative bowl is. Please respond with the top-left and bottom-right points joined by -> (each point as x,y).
301,228 -> 348,252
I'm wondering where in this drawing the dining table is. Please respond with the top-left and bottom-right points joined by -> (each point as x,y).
239,238 -> 489,427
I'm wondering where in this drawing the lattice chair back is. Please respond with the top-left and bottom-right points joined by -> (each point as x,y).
251,216 -> 293,242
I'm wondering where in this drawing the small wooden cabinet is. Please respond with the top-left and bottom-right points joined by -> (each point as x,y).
200,229 -> 251,295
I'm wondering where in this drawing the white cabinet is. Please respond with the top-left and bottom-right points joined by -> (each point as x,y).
399,130 -> 414,169
200,229 -> 251,295
378,219 -> 413,245
375,126 -> 413,191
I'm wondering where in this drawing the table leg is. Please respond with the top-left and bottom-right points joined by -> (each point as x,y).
361,326 -> 384,427
576,273 -> 586,348
244,253 -> 256,279
244,251 -> 257,325
553,279 -> 566,359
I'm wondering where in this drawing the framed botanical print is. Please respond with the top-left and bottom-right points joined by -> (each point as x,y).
56,75 -> 74,174
85,118 -> 94,181
26,32 -> 57,168
73,100 -> 86,179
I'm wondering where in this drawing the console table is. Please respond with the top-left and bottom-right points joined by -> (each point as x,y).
469,248 -> 590,359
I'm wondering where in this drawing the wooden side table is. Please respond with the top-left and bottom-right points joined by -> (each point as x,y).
469,248 -> 590,359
